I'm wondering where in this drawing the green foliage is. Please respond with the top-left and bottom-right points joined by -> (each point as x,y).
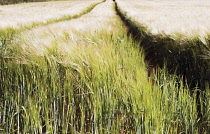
0,25 -> 209,133
0,28 -> 19,56
0,1 -> 209,133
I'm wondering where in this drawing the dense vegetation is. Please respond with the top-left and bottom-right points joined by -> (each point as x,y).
0,0 -> 209,133
115,0 -> 210,132
1,22 -> 209,133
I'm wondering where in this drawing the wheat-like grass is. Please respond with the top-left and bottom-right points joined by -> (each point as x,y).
2,18 -> 206,134
0,0 -> 209,133
14,0 -> 116,56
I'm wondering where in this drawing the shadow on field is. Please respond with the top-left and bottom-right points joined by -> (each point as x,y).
114,1 -> 210,90
114,0 -> 210,130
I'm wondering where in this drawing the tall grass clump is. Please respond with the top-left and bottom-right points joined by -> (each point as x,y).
0,28 -> 19,57
1,20 -> 209,133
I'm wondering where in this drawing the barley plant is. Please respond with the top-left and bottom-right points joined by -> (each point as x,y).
0,19 -> 209,133
0,0 -> 210,133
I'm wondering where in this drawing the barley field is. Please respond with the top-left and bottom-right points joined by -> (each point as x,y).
15,0 -> 116,56
0,0 -> 210,133
116,0 -> 210,90
116,0 -> 210,37
0,0 -> 101,28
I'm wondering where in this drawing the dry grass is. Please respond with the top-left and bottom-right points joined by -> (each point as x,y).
116,0 -> 210,37
0,0 -> 101,28
15,0 -> 116,56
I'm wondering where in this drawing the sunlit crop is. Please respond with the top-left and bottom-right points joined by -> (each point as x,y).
0,0 -> 209,133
